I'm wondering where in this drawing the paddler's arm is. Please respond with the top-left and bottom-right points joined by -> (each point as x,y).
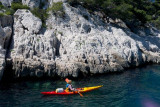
68,85 -> 76,91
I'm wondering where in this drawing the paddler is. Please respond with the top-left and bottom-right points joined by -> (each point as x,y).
65,78 -> 76,92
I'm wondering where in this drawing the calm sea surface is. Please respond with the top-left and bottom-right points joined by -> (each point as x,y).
0,65 -> 160,107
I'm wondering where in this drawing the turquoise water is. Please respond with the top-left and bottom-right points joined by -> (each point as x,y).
0,65 -> 160,107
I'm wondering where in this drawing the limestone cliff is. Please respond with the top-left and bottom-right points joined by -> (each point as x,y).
0,0 -> 160,80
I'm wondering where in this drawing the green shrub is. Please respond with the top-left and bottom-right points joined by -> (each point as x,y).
0,2 -> 15,16
68,0 -> 160,28
31,8 -> 49,21
0,13 -> 5,17
47,2 -> 65,17
47,2 -> 63,12
31,8 -> 49,28
0,1 -> 2,5
134,8 -> 151,23
5,8 -> 15,15
111,3 -> 134,21
0,2 -> 4,9
11,2 -> 29,11
151,17 -> 160,30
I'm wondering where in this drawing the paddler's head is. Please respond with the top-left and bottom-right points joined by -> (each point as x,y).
67,80 -> 72,84
65,78 -> 72,84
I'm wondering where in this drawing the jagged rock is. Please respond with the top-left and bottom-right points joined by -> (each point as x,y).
9,9 -> 57,78
0,25 -> 5,39
0,15 -> 13,80
132,25 -> 160,37
3,27 -> 12,49
0,57 -> 5,81
2,1 -> 160,80
22,0 -> 40,9
14,9 -> 42,34
0,0 -> 13,7
11,58 -> 56,77
49,0 -> 67,6
47,3 -> 160,76
0,15 -> 13,27
0,16 -> 12,49
0,27 -> 6,81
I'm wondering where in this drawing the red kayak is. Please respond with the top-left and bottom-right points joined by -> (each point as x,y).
41,85 -> 103,95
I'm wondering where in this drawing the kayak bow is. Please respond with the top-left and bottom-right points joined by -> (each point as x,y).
41,85 -> 103,95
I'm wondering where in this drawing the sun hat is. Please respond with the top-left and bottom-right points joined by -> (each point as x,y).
65,78 -> 69,83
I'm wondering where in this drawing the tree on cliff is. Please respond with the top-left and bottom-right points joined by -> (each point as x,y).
68,0 -> 160,29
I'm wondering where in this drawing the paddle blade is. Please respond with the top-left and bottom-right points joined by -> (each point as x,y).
78,92 -> 83,97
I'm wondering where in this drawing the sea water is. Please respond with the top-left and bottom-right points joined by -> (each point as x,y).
0,65 -> 160,107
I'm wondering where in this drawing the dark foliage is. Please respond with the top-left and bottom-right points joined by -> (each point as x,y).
68,0 -> 160,28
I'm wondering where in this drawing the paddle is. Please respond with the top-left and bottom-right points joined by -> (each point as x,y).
78,91 -> 83,97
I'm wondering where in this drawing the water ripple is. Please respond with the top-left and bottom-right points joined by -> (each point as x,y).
0,65 -> 160,107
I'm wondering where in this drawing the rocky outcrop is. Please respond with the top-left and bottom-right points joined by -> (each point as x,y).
0,14 -> 13,27
0,0 -> 21,7
131,25 -> 160,37
0,54 -> 5,81
0,1 -> 160,80
49,0 -> 67,6
21,0 -> 65,9
0,15 -> 13,80
0,42 -> 6,81
0,0 -> 13,7
46,3 -> 160,77
22,0 -> 40,9
9,9 -> 56,78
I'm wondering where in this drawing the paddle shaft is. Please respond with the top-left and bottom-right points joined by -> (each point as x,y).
78,91 -> 83,97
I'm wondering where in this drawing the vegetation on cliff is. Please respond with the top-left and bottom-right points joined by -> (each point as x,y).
0,0 -> 160,29
47,2 -> 65,17
11,2 -> 29,11
0,1 -> 63,28
31,1 -> 64,28
0,1 -> 29,16
68,0 -> 160,29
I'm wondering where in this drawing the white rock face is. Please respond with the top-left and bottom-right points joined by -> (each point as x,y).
49,0 -> 67,5
10,9 -> 56,78
22,0 -> 40,8
47,3 -> 160,77
0,56 -> 5,81
0,26 -> 5,80
14,9 -> 42,34
0,0 -> 13,7
7,2 -> 160,78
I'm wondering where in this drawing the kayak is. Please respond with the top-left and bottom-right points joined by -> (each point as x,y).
41,85 -> 103,95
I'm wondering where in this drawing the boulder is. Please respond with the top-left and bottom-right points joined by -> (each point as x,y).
14,9 -> 42,34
